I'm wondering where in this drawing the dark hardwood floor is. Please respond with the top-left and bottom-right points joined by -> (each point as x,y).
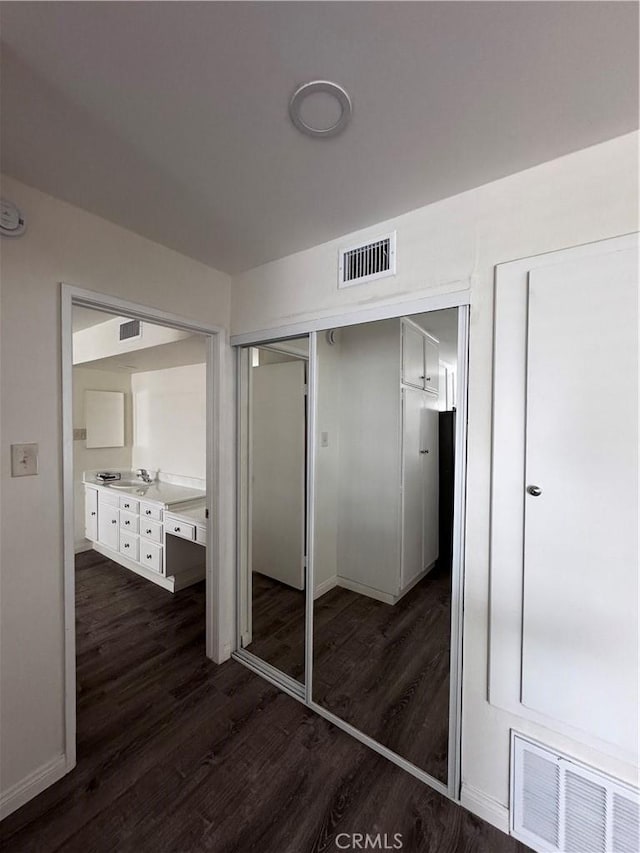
246,572 -> 306,681
0,551 -> 531,852
248,564 -> 451,782
314,564 -> 452,783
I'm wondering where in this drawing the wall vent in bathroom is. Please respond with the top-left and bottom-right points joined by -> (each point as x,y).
119,319 -> 141,341
338,231 -> 396,288
511,733 -> 639,853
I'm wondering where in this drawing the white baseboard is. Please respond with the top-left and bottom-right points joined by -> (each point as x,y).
460,782 -> 510,835
74,539 -> 93,554
314,576 -> 338,599
336,576 -> 396,604
0,753 -> 67,820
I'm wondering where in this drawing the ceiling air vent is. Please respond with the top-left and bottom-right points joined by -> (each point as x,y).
511,733 -> 639,853
338,231 -> 396,288
119,319 -> 142,341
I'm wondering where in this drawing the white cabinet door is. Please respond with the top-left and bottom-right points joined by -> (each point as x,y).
402,321 -> 426,389
421,405 -> 439,570
85,487 -> 98,541
423,337 -> 439,395
251,360 -> 306,590
521,247 -> 638,754
401,387 -> 424,589
98,502 -> 119,551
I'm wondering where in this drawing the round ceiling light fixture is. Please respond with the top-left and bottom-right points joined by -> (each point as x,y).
289,80 -> 352,138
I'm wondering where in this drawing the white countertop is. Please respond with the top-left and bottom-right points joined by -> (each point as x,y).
84,477 -> 206,509
165,505 -> 207,526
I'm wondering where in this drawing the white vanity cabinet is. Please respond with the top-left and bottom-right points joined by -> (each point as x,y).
83,481 -> 205,591
332,317 -> 440,603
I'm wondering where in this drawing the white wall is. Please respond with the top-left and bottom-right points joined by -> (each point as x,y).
73,316 -> 192,365
72,367 -> 133,548
231,132 -> 640,822
131,363 -> 206,481
0,175 -> 231,807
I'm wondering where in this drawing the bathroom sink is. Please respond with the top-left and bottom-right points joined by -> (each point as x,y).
105,479 -> 148,489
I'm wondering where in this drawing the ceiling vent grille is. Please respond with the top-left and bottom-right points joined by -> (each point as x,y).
119,319 -> 141,341
338,231 -> 396,288
512,734 -> 639,853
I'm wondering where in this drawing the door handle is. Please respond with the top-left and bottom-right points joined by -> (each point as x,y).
527,485 -> 542,497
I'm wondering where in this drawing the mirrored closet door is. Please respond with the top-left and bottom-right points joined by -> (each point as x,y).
236,336 -> 310,687
310,309 -> 462,787
235,307 -> 466,794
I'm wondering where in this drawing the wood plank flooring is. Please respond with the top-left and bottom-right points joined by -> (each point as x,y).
248,564 -> 451,782
0,551 -> 531,853
314,565 -> 452,783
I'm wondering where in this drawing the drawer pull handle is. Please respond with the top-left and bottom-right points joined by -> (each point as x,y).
90,511 -> 96,516
124,543 -> 129,549
174,527 -> 180,532
125,520 -> 130,525
111,519 -> 117,525
146,554 -> 152,560
426,376 -> 431,382
146,529 -> 152,534
145,510 -> 152,515
420,449 -> 429,454
124,503 -> 129,508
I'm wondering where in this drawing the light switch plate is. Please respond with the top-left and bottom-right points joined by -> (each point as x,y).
320,431 -> 329,447
11,443 -> 38,477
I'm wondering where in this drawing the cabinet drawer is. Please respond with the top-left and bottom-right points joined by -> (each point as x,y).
167,519 -> 195,541
140,518 -> 163,543
119,497 -> 139,513
119,531 -> 139,561
140,542 -> 163,574
196,525 -> 207,546
140,502 -> 163,521
120,510 -> 139,534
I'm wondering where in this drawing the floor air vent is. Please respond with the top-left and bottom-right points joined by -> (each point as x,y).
119,319 -> 141,341
512,734 -> 639,853
338,231 -> 396,288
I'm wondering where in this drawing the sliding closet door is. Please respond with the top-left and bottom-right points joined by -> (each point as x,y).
237,337 -> 309,686
311,309 -> 463,787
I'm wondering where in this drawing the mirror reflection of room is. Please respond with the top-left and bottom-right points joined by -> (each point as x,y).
239,337 -> 309,683
312,309 -> 458,784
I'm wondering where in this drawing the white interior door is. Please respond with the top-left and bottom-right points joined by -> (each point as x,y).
251,360 -> 306,590
521,247 -> 638,753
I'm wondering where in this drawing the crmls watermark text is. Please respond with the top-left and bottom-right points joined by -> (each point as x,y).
335,833 -> 403,850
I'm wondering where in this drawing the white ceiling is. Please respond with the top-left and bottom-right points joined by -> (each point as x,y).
72,306 -> 119,332
75,335 -> 207,374
1,2 -> 637,274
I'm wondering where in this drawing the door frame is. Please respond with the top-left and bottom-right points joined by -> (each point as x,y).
231,287 -> 470,801
61,283 -> 229,774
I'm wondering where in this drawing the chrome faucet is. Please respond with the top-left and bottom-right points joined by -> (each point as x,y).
136,468 -> 152,483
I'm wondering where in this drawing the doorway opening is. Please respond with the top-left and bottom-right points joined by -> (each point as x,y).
61,285 -> 226,774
